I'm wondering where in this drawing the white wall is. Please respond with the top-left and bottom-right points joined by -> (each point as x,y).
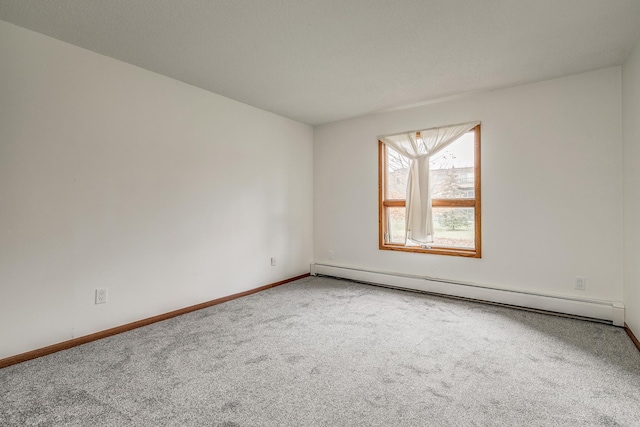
623,37 -> 640,335
0,20 -> 313,360
314,68 -> 623,307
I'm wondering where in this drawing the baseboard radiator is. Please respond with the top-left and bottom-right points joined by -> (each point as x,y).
310,263 -> 625,326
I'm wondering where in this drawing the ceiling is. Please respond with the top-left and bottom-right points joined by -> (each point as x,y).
1,1 -> 640,126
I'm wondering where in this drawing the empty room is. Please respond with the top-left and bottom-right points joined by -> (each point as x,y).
1,1 -> 640,426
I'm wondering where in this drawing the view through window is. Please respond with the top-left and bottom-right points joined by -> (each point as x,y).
379,124 -> 481,257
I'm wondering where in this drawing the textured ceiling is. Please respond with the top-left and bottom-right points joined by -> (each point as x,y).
1,1 -> 640,126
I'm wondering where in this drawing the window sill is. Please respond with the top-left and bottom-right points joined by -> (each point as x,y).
380,243 -> 481,258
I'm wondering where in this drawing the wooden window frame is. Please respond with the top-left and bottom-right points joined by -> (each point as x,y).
378,124 -> 481,258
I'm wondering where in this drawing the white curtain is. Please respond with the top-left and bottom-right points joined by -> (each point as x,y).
380,121 -> 479,244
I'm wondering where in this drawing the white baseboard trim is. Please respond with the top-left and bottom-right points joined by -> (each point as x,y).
310,263 -> 625,326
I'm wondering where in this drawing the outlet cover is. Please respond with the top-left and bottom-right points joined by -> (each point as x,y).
95,288 -> 107,304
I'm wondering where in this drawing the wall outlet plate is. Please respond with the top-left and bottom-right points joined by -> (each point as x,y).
95,288 -> 107,304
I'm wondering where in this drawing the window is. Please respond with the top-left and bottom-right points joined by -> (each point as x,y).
379,123 -> 481,257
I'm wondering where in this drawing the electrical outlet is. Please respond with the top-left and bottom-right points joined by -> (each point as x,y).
271,257 -> 276,266
329,250 -> 334,260
574,277 -> 585,291
95,288 -> 107,304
